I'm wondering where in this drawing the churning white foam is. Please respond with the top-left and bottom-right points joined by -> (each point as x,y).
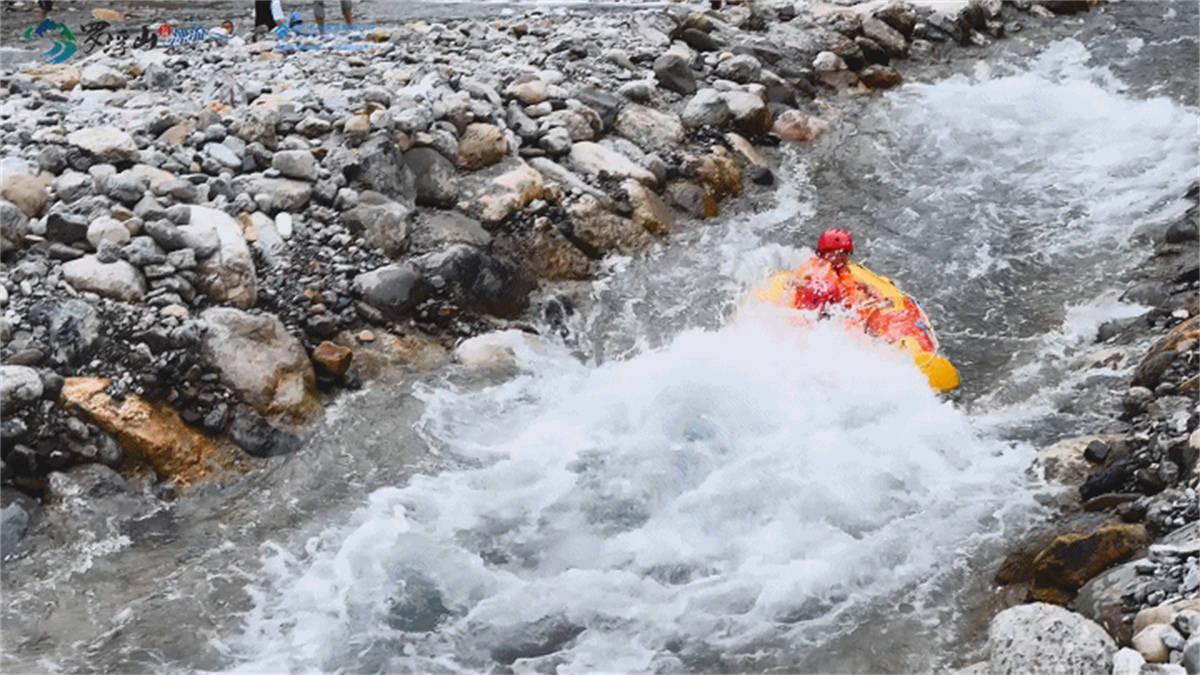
876,38 -> 1197,261
226,307 -> 1031,672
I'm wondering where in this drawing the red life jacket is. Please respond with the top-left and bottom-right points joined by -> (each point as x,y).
791,257 -> 860,313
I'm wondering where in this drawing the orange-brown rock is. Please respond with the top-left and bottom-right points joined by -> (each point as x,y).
24,63 -> 80,91
1181,374 -> 1198,395
1148,316 -> 1199,358
859,65 -> 902,89
694,147 -> 742,202
313,341 -> 354,377
1030,523 -> 1148,603
623,179 -> 673,235
336,330 -> 449,379
772,110 -> 830,143
492,219 -> 592,281
60,377 -> 232,485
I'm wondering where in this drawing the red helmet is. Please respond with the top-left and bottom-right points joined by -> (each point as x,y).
816,228 -> 854,255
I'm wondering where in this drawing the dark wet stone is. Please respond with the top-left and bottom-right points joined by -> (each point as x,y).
1166,218 -> 1199,244
489,615 -> 585,665
145,220 -> 186,251
856,35 -> 890,65
198,404 -> 228,434
1,418 -> 29,444
1080,460 -> 1131,501
354,262 -> 432,320
386,570 -> 451,633
1041,0 -> 1095,14
44,212 -> 88,244
1083,493 -> 1141,512
1084,440 -> 1110,464
230,409 -> 302,458
654,53 -> 698,95
415,244 -> 536,318
28,298 -> 101,366
875,3 -> 916,38
1135,468 -> 1166,495
4,444 -> 37,475
680,27 -> 722,52
1121,280 -> 1168,307
305,315 -> 340,339
404,148 -> 459,208
750,166 -> 774,186
573,88 -> 623,130
1133,351 -> 1178,389
357,134 -> 416,202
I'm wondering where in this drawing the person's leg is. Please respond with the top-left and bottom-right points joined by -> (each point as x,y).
255,0 -> 272,29
341,0 -> 352,26
313,1 -> 325,32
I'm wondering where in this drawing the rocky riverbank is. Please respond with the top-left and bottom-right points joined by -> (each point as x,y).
973,182 -> 1199,673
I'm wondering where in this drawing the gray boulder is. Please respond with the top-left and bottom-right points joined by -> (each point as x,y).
104,170 -> 149,205
614,104 -> 685,154
200,307 -> 317,420
28,298 -> 101,366
241,176 -> 313,214
189,206 -> 257,308
122,236 -> 167,266
204,142 -> 242,170
61,256 -> 146,302
86,216 -> 131,249
354,262 -> 432,320
272,150 -> 318,182
987,603 -> 1115,675
67,127 -> 138,163
45,212 -> 89,244
414,244 -> 535,318
862,16 -> 909,58
411,211 -> 492,249
80,63 -> 127,90
356,134 -> 415,202
682,88 -> 731,128
342,194 -> 411,258
0,365 -> 44,412
0,199 -> 29,251
404,148 -> 459,208
715,54 -> 762,84
654,52 -> 697,95
724,91 -> 772,137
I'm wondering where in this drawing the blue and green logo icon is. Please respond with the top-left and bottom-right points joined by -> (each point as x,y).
23,18 -> 77,63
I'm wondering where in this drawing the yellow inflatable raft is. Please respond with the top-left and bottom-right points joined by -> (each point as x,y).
757,262 -> 961,393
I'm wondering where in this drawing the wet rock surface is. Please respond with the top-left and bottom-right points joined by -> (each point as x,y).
992,182 -> 1200,673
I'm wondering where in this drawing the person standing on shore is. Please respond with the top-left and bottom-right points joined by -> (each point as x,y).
312,1 -> 353,33
254,0 -> 285,30
313,0 -> 325,32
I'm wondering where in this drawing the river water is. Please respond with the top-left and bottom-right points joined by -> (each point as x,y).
2,1 -> 1197,673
